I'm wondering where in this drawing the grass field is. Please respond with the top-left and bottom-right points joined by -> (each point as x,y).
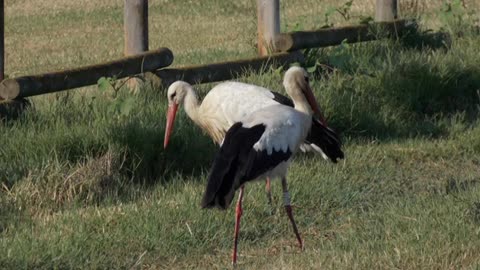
2,0 -> 480,269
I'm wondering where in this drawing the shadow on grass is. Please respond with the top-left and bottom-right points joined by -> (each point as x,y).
0,196 -> 31,234
108,117 -> 216,186
0,98 -> 31,122
446,178 -> 480,195
320,40 -> 480,141
400,28 -> 452,51
109,51 -> 480,190
0,113 -> 218,214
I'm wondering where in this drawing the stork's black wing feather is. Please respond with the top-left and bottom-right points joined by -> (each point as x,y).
240,148 -> 291,185
305,118 -> 344,162
201,123 -> 265,210
270,91 -> 294,107
201,122 -> 292,210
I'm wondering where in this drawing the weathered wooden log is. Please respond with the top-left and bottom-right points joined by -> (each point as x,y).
0,47 -> 173,99
274,19 -> 412,52
155,51 -> 304,88
375,0 -> 398,22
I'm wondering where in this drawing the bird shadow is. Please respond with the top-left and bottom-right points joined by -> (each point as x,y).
399,27 -> 453,51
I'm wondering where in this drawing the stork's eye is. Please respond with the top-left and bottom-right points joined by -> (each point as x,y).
170,92 -> 177,100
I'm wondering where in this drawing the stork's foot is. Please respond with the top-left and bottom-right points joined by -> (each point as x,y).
281,176 -> 303,251
265,177 -> 273,205
265,178 -> 275,215
285,204 -> 303,250
232,186 -> 245,266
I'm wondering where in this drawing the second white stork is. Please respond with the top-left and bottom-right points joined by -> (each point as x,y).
201,67 -> 321,265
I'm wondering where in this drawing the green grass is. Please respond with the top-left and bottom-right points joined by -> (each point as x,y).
2,0 -> 480,269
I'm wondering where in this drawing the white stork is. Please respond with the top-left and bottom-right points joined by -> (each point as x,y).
201,67 -> 322,265
163,67 -> 344,203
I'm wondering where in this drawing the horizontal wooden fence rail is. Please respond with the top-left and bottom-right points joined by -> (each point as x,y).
0,47 -> 173,100
155,51 -> 304,88
274,19 -> 413,52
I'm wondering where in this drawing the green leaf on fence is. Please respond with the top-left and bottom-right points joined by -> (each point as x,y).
97,77 -> 111,93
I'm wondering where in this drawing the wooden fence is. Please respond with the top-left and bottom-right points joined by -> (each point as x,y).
0,0 -> 405,102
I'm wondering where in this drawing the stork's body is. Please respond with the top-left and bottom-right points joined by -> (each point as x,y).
200,67 -> 324,265
189,82 -> 280,144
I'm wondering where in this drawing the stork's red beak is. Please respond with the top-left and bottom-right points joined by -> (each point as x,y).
305,84 -> 328,126
164,103 -> 179,149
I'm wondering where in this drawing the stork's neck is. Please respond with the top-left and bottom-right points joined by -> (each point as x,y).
287,85 -> 314,116
183,87 -> 201,122
293,98 -> 314,116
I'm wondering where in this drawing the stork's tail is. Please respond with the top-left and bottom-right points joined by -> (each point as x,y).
304,118 -> 344,163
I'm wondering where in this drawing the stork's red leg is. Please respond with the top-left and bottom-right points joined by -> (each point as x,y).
265,177 -> 273,206
281,177 -> 303,249
232,185 -> 245,265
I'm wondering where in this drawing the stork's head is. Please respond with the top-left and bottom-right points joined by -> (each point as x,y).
167,81 -> 191,106
164,81 -> 192,149
283,66 -> 327,126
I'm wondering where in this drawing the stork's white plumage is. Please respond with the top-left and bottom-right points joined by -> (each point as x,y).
201,82 -> 280,128
163,81 -> 279,146
201,67 -> 324,265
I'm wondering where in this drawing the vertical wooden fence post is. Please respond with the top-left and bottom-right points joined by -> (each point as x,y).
375,0 -> 398,22
0,0 -> 4,82
256,0 -> 280,56
124,0 -> 148,91
124,0 -> 148,55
